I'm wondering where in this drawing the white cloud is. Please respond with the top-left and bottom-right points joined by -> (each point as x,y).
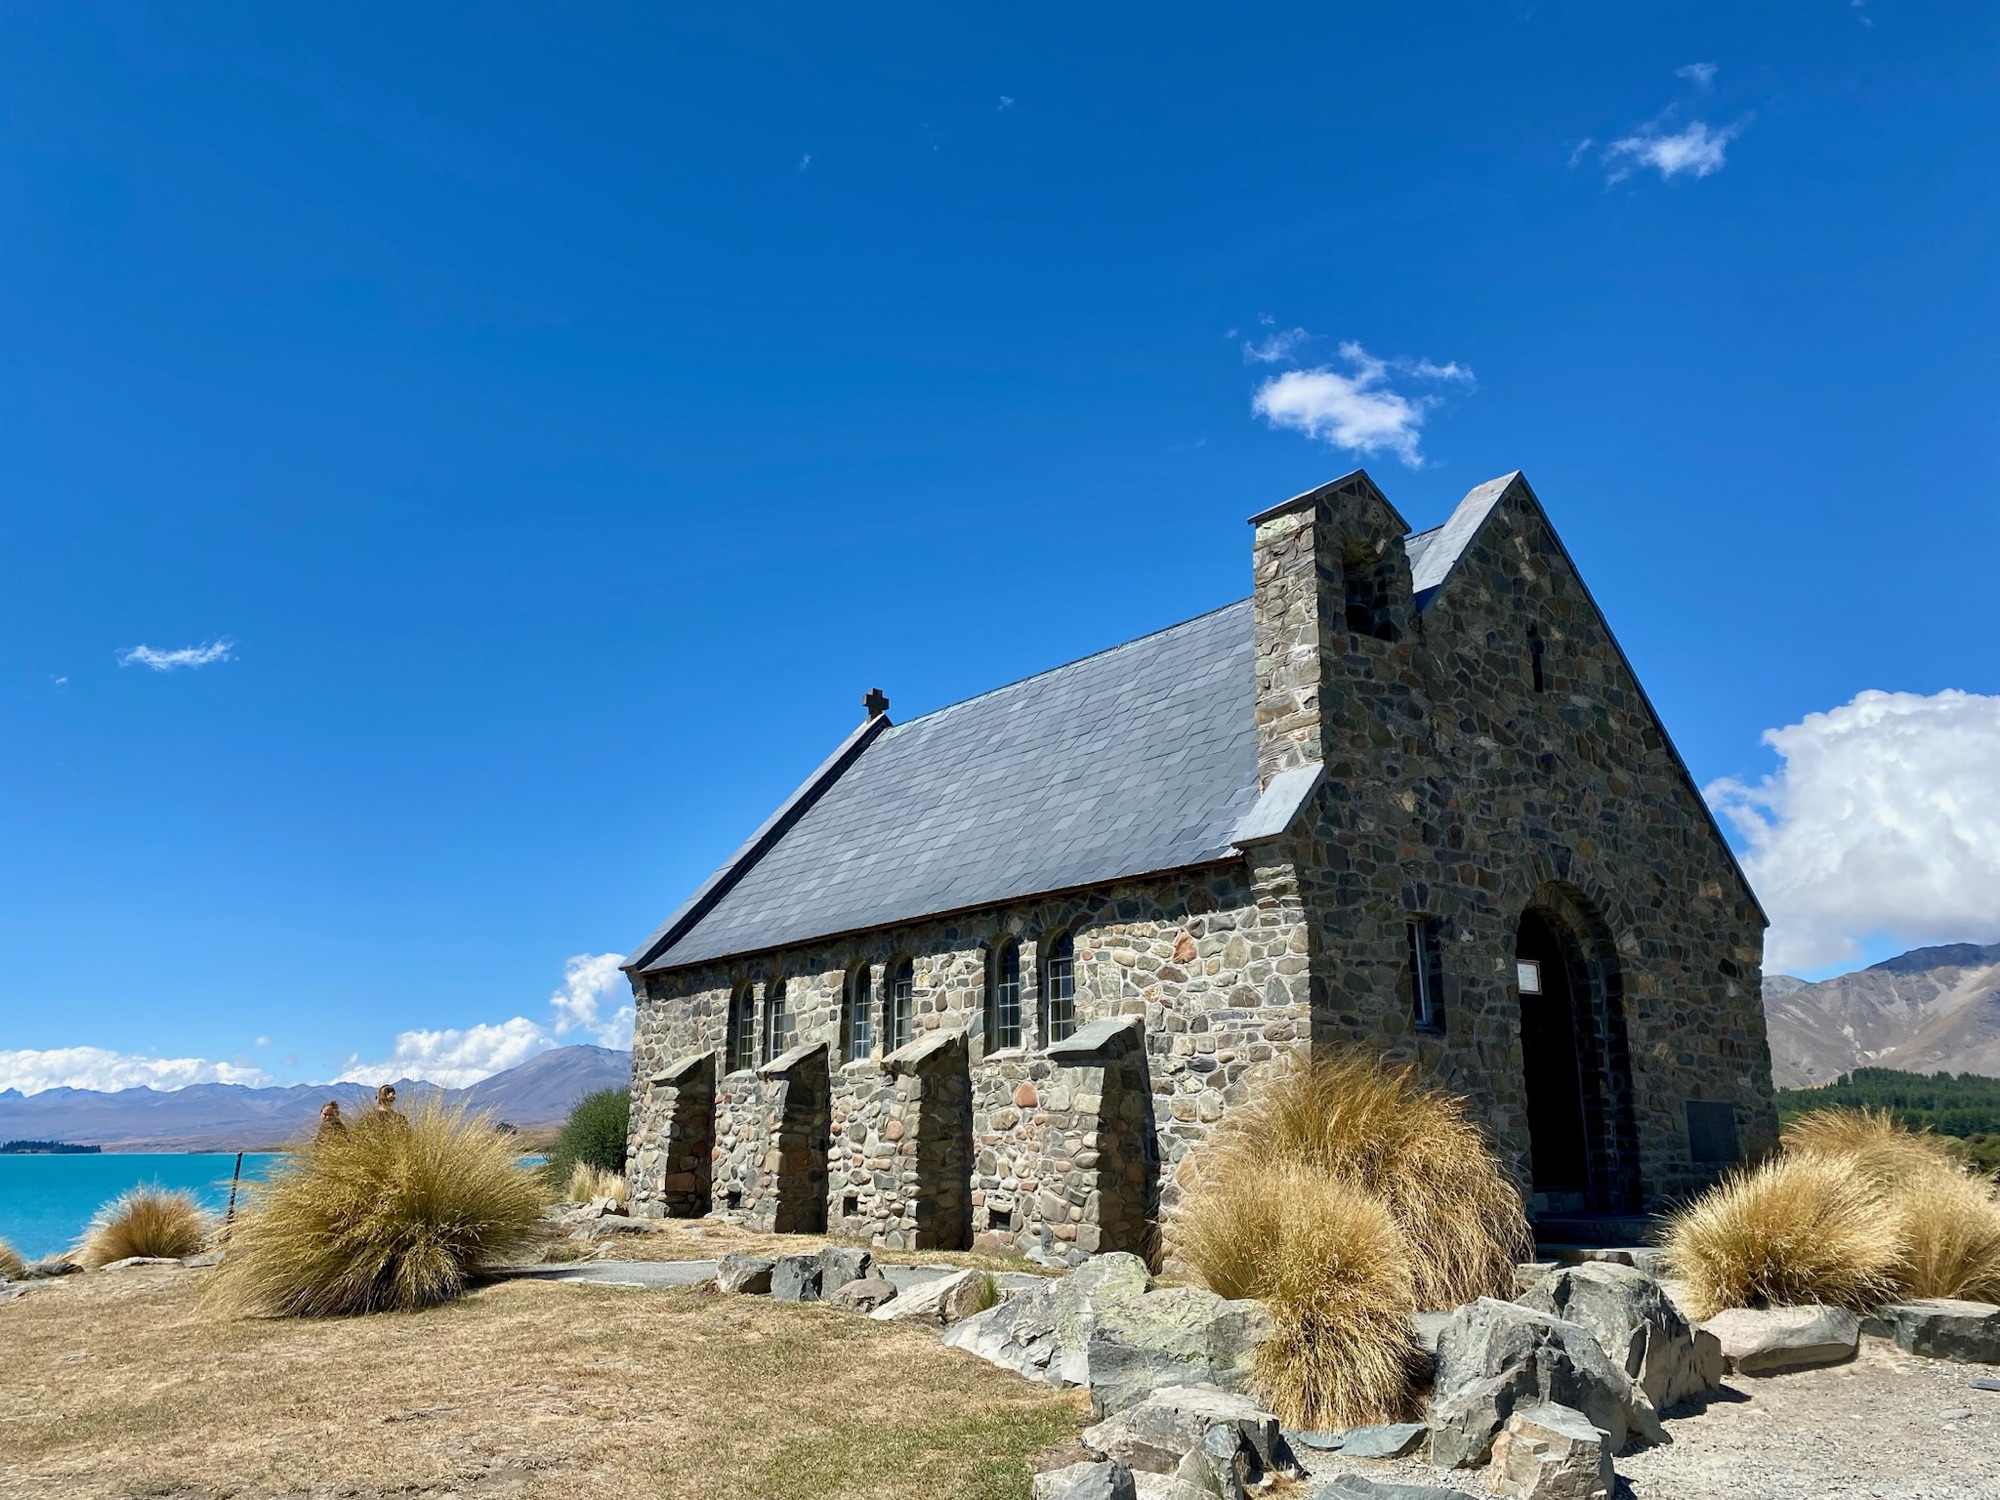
998,95 -> 1015,110
0,1046 -> 275,1096
798,153 -> 812,172
1243,326 -> 1311,364
1676,62 -> 1718,89
1706,689 -> 2000,973
337,952 -> 632,1088
119,640 -> 234,671
548,952 -> 635,1048
338,1017 -> 553,1090
1605,120 -> 1741,182
1251,340 -> 1474,468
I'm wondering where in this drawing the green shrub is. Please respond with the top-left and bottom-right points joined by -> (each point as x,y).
217,1102 -> 549,1316
77,1187 -> 210,1267
550,1086 -> 630,1183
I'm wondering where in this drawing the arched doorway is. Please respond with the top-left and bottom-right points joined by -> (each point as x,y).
1515,897 -> 1642,1217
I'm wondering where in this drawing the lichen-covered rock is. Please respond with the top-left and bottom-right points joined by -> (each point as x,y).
1080,1384 -> 1290,1481
1486,1402 -> 1613,1500
1173,1423 -> 1250,1500
870,1268 -> 991,1325
1861,1299 -> 2000,1365
770,1252 -> 824,1303
817,1245 -> 873,1297
715,1252 -> 775,1295
828,1274 -> 898,1313
1519,1263 -> 1720,1410
1428,1298 -> 1663,1469
1033,1460 -> 1139,1500
1700,1305 -> 1858,1375
946,1254 -> 1268,1415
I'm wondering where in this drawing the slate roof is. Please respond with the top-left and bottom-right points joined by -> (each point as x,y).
632,477 -> 1511,974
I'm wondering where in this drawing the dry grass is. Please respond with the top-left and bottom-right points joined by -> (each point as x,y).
1899,1165 -> 2000,1302
1181,1049 -> 1531,1310
1175,1159 -> 1423,1428
218,1103 -> 549,1316
1665,1152 -> 1909,1319
545,1214 -> 1058,1277
0,1261 -> 1085,1500
1668,1107 -> 2000,1316
0,1238 -> 23,1280
75,1187 -> 210,1268
565,1161 -> 627,1205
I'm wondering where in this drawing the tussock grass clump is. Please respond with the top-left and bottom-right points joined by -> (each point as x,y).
0,1238 -> 24,1279
1668,1105 -> 2000,1315
1188,1050 -> 1532,1309
1177,1159 -> 1423,1428
1664,1152 -> 1905,1319
77,1187 -> 210,1267
218,1103 -> 549,1317
566,1161 -> 627,1206
1899,1165 -> 2000,1302
1168,1050 -> 1525,1427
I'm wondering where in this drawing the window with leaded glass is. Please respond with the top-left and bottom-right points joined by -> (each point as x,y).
986,939 -> 1022,1051
726,984 -> 755,1073
888,958 -> 914,1052
1041,931 -> 1075,1043
845,965 -> 873,1062
762,977 -> 794,1063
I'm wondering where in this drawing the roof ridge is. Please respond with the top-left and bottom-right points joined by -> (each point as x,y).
891,596 -> 1253,731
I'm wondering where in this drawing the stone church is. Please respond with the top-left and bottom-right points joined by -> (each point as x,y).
622,469 -> 1778,1259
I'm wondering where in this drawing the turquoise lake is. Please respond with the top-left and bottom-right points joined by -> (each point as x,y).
0,1152 -> 282,1261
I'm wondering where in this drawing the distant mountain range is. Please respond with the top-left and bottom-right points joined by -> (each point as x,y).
1765,943 -> 2000,1088
0,1045 -> 632,1151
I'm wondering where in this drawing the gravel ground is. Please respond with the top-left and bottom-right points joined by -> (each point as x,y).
1297,1339 -> 2000,1500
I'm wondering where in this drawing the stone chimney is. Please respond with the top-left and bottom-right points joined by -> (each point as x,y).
1248,471 -> 1412,790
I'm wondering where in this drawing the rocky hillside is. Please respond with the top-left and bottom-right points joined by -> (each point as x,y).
0,1044 -> 633,1151
1764,943 -> 2000,1088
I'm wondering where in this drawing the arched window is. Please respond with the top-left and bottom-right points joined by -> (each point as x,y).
1041,931 -> 1076,1044
986,939 -> 1022,1051
844,965 -> 873,1062
762,976 -> 794,1064
726,983 -> 756,1073
887,957 -> 915,1053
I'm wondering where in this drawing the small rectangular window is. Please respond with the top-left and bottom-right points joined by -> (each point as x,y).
1042,933 -> 1076,1043
762,980 -> 794,1063
1408,917 -> 1445,1033
727,986 -> 756,1073
845,968 -> 873,1062
1517,959 -> 1542,995
889,961 -> 914,1052
989,942 -> 1022,1051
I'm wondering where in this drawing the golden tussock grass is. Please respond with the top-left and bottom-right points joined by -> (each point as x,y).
1168,1049 -> 1526,1427
566,1161 -> 627,1205
76,1187 -> 210,1268
1185,1049 -> 1532,1309
1664,1151 -> 1906,1319
1174,1159 -> 1424,1428
1,1236 -> 24,1278
217,1103 -> 549,1317
1666,1107 -> 2000,1317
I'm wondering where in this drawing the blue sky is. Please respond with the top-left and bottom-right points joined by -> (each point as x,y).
3,2 -> 1996,1091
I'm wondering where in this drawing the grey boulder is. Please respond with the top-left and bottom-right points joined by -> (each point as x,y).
1338,1421 -> 1428,1460
1307,1478 -> 1484,1500
715,1253 -> 775,1295
1081,1384 -> 1292,1482
1428,1297 -> 1664,1469
829,1274 -> 899,1313
1861,1299 -> 2000,1365
770,1252 -> 825,1303
1701,1305 -> 1859,1375
1520,1262 -> 1722,1410
1486,1402 -> 1613,1500
817,1245 -> 873,1298
945,1253 -> 1268,1416
870,1268 -> 992,1326
1035,1460 -> 1138,1500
